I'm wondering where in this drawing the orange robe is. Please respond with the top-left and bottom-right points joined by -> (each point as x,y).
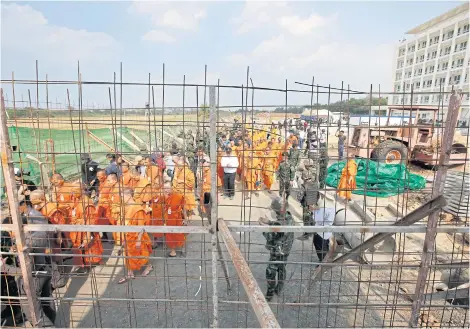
123,204 -> 152,271
96,181 -> 112,226
337,159 -> 358,200
148,191 -> 166,239
165,193 -> 186,249
145,165 -> 163,190
40,203 -> 70,260
244,156 -> 262,191
217,151 -> 224,188
54,184 -> 74,222
276,142 -> 286,167
69,198 -> 103,265
262,152 -> 276,190
200,167 -> 211,208
121,171 -> 138,189
172,164 -> 196,212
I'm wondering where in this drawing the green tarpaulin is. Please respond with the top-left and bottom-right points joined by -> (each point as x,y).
325,159 -> 426,197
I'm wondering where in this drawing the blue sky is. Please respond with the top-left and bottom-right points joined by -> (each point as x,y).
1,1 -> 464,109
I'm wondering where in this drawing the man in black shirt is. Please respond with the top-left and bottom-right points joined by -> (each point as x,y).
81,153 -> 99,197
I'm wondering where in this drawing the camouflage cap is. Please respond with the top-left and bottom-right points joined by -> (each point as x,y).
271,197 -> 284,213
303,159 -> 314,167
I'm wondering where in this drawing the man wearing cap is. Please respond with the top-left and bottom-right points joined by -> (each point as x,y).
259,197 -> 294,301
221,147 -> 239,200
81,153 -> 99,197
276,152 -> 295,202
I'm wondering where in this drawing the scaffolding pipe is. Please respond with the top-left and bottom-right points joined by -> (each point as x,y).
218,218 -> 281,328
0,88 -> 42,326
410,90 -> 464,326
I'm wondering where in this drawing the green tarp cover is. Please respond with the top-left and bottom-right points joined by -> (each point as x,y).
325,159 -> 426,197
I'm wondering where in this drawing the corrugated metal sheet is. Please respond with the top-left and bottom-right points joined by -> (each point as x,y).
443,171 -> 470,218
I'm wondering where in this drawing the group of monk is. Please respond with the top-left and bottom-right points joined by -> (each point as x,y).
216,126 -> 297,198
28,153 -> 200,283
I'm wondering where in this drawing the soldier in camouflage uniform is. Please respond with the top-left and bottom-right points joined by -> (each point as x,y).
260,197 -> 295,301
318,147 -> 329,189
276,152 -> 295,201
297,158 -> 320,240
288,142 -> 301,170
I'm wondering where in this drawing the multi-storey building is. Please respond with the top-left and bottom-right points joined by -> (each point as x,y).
390,3 -> 469,125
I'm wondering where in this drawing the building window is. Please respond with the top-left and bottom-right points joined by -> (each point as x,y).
464,24 -> 469,33
424,96 -> 430,104
454,75 -> 461,84
458,27 -> 461,35
406,83 -> 410,90
434,36 -> 439,43
415,81 -> 421,89
431,50 -> 437,59
442,62 -> 448,70
452,58 -> 464,68
465,73 -> 468,83
426,80 -> 432,87
460,41 -> 467,51
419,55 -> 424,62
429,65 -> 434,73
447,30 -> 454,39
441,46 -> 451,55
407,71 -> 412,78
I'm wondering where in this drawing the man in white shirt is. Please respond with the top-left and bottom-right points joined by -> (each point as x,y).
310,195 -> 335,262
220,147 -> 239,200
298,128 -> 306,149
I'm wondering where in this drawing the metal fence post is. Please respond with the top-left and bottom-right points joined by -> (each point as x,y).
0,88 -> 42,325
410,90 -> 463,326
209,86 -> 219,328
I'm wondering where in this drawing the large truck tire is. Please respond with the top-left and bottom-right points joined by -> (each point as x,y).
371,140 -> 408,164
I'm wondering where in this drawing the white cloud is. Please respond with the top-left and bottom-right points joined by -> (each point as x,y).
232,1 -> 288,35
142,30 -> 176,44
129,1 -> 207,31
278,13 -> 335,36
1,3 -> 119,64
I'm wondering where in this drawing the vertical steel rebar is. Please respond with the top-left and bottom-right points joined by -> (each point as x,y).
409,90 -> 463,326
209,86 -> 219,328
0,88 -> 41,326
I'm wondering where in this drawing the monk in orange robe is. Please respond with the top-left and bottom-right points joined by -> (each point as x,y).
276,137 -> 286,168
163,182 -> 188,257
217,147 -> 224,188
105,173 -> 125,246
130,167 -> 163,241
96,169 -> 112,228
243,151 -> 262,199
118,187 -> 153,283
120,162 -> 139,189
262,147 -> 276,191
50,173 -> 73,221
337,159 -> 358,200
69,183 -> 103,273
172,154 -> 196,213
144,156 -> 163,190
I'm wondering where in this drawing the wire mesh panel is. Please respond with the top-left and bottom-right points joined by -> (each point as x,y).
0,63 -> 469,328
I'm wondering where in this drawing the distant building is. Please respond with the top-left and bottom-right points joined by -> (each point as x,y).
300,108 -> 339,123
389,3 -> 469,125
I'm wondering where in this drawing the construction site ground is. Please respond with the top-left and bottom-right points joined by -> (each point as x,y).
48,149 -> 468,328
